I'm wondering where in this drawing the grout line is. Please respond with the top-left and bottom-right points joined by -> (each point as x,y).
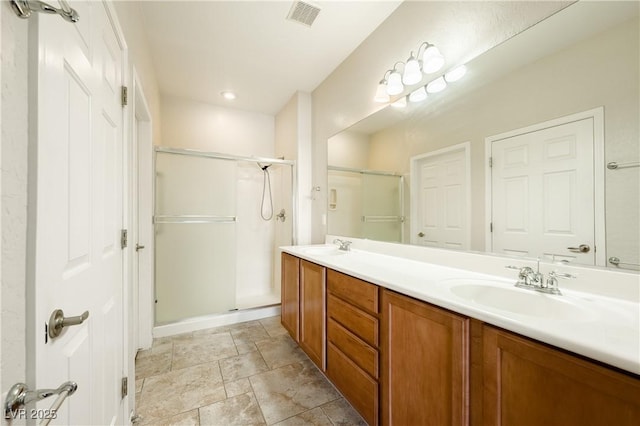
248,380 -> 269,425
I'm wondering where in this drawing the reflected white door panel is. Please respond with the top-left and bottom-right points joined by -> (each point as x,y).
491,118 -> 595,264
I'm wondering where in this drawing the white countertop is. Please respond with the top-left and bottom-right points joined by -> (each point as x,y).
282,245 -> 640,376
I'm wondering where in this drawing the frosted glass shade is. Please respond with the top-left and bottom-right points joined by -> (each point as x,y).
409,86 -> 427,103
386,71 -> 404,95
403,58 -> 422,85
423,46 -> 445,74
426,76 -> 447,93
445,65 -> 467,82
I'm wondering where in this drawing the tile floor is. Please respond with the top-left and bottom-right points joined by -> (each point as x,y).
135,316 -> 367,425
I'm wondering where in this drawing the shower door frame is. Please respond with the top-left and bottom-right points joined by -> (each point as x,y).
152,146 -> 297,323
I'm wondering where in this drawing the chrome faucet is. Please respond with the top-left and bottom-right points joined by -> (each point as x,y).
333,239 -> 352,251
506,260 -> 574,295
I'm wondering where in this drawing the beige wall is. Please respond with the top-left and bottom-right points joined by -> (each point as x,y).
328,131 -> 370,170
366,17 -> 639,256
114,0 -> 162,146
311,1 -> 570,243
275,94 -> 298,161
160,95 -> 275,155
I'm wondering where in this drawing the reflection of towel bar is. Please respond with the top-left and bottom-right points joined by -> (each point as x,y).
608,257 -> 640,268
154,215 -> 237,224
361,215 -> 404,223
607,161 -> 640,170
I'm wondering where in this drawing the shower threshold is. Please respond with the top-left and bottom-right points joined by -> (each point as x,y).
153,303 -> 281,338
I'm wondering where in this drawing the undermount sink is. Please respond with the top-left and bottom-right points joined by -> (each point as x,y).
302,246 -> 347,256
441,279 -> 596,321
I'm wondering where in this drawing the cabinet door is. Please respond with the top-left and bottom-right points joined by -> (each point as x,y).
482,326 -> 640,426
381,289 -> 469,426
281,253 -> 300,341
300,260 -> 326,370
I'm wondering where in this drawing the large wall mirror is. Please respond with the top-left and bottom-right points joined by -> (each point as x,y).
327,2 -> 639,271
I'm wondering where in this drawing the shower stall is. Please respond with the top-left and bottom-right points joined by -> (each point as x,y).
154,147 -> 295,327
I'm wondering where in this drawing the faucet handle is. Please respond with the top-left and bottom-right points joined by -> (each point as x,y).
548,271 -> 576,279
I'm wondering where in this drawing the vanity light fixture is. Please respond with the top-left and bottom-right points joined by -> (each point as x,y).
386,62 -> 405,95
444,65 -> 467,82
403,52 -> 422,85
422,44 -> 445,74
375,41 -> 445,103
426,76 -> 447,94
409,86 -> 427,103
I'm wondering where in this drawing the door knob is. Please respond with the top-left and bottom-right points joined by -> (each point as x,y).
48,309 -> 89,339
418,232 -> 425,237
136,244 -> 145,252
567,244 -> 590,253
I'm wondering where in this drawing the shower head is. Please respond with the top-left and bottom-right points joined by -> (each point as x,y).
259,163 -> 272,171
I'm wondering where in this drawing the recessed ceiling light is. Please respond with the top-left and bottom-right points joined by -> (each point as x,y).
221,91 -> 236,100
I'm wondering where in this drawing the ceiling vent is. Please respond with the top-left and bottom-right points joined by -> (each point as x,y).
286,1 -> 321,27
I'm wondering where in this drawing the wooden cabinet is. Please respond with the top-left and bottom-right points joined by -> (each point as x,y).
482,325 -> 640,426
381,289 -> 469,426
281,253 -> 300,341
299,260 -> 326,370
326,270 -> 380,425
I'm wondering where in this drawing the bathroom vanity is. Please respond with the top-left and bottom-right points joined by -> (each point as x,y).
280,246 -> 640,426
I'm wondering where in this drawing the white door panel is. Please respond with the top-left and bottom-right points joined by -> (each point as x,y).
491,118 -> 595,264
412,145 -> 470,249
32,2 -> 125,424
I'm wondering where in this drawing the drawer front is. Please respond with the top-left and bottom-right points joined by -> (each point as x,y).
328,294 -> 378,347
327,343 -> 379,426
328,318 -> 378,379
327,269 -> 379,315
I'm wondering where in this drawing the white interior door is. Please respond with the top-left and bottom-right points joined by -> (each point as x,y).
31,2 -> 125,424
490,118 -> 595,264
411,144 -> 470,249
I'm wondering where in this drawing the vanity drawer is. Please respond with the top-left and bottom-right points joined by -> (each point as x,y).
327,343 -> 379,426
328,294 -> 378,347
328,318 -> 378,379
327,269 -> 379,315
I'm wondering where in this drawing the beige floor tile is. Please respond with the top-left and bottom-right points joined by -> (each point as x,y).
255,336 -> 307,370
225,378 -> 253,398
136,349 -> 172,380
272,407 -> 333,426
236,341 -> 259,355
249,360 -> 341,424
137,362 -> 226,423
140,409 -> 200,426
259,316 -> 289,338
320,398 -> 367,425
172,332 -> 238,370
219,351 -> 269,382
231,324 -> 270,346
199,392 -> 266,425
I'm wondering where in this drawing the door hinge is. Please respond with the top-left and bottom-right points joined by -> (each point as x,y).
121,377 -> 128,398
121,86 -> 128,107
121,229 -> 128,249
489,156 -> 493,168
490,222 -> 493,232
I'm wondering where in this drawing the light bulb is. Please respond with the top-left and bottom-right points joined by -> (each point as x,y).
422,45 -> 445,74
375,82 -> 390,103
403,57 -> 422,85
445,65 -> 467,82
426,76 -> 447,94
409,86 -> 427,103
386,71 -> 404,95
221,91 -> 236,100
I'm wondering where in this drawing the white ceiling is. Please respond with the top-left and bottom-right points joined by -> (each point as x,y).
138,1 -> 402,115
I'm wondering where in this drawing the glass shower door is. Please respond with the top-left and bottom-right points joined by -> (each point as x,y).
154,152 -> 237,324
361,174 -> 403,242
